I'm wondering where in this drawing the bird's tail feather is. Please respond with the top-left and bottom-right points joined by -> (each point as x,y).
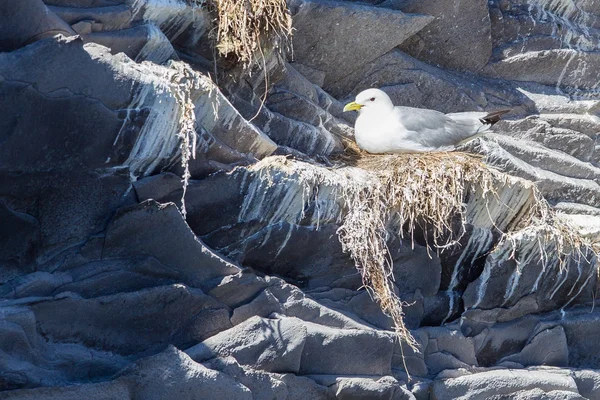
479,109 -> 511,126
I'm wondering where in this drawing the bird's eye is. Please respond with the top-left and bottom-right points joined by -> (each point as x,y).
370,97 -> 375,101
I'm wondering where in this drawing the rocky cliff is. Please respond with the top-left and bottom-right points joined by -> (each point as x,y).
1,0 -> 600,399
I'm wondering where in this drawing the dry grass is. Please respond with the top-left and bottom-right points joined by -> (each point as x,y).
333,146 -> 501,358
168,62 -> 216,218
195,0 -> 293,68
329,141 -> 598,371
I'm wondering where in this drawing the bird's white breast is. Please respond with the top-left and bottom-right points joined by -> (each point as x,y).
354,109 -> 415,153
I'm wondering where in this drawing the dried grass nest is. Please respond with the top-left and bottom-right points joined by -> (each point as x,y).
189,0 -> 293,68
330,139 -> 598,370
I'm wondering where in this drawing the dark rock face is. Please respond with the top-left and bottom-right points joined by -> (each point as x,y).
1,0 -> 600,399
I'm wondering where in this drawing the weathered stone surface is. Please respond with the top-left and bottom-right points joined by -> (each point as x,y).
288,0 -> 433,90
0,346 -> 252,400
484,50 -> 600,90
328,49 -> 533,115
390,0 -> 493,72
30,284 -> 231,355
431,368 -> 580,400
104,200 -> 240,287
0,169 -> 133,265
187,316 -> 307,373
334,376 -> 415,400
0,0 -> 74,52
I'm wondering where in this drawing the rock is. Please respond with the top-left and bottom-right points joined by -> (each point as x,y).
390,0 -> 493,72
424,327 -> 478,376
431,368 -> 580,400
0,257 -> 179,299
560,310 -> 600,369
299,320 -> 394,375
328,49 -> 532,115
391,240 -> 442,297
0,0 -> 75,52
462,225 -> 597,315
133,172 -> 183,202
30,284 -> 231,355
334,376 -> 415,400
208,271 -> 268,308
0,35 -> 269,178
288,0 -> 433,91
81,24 -> 177,64
117,346 -> 252,400
202,357 -> 289,400
0,202 -> 39,269
501,325 -> 569,368
279,373 -> 332,400
49,4 -> 134,32
0,168 -> 133,265
483,50 -> 600,90
0,346 -> 252,400
187,316 -> 307,373
572,369 -> 600,399
231,289 -> 285,325
104,200 -> 240,287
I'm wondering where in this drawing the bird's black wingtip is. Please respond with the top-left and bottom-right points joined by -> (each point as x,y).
480,109 -> 511,126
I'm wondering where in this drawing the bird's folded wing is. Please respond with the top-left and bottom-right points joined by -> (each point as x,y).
394,107 -> 473,147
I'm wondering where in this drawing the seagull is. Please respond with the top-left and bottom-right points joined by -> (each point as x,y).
343,88 -> 510,154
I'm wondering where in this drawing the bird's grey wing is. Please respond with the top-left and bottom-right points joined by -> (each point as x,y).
446,112 -> 490,134
393,107 -> 466,147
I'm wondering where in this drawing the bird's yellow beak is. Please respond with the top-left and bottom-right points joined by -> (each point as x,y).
343,102 -> 362,112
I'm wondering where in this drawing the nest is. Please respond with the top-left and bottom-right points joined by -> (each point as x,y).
329,140 -> 598,369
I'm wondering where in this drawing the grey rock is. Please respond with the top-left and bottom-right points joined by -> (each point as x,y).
290,62 -> 327,87
116,346 -> 252,400
288,0 -> 433,91
572,369 -> 600,399
329,49 -> 532,115
424,327 -> 478,376
280,373 -> 333,400
483,50 -> 600,90
560,311 -> 600,369
0,346 -> 252,399
334,376 -> 416,400
201,357 -> 289,400
0,168 -> 133,265
49,4 -> 134,32
470,316 -> 539,367
231,288 -> 284,325
392,330 -> 429,378
208,271 -> 268,308
299,320 -> 394,375
82,24 -> 176,64
104,200 -> 240,287
31,284 -> 231,355
0,257 -> 178,299
392,0 -> 493,72
431,368 -> 580,400
187,316 -> 307,373
502,325 -> 569,367
0,202 -> 39,269
462,228 -> 596,315
133,172 -> 183,203
0,0 -> 74,52
391,240 -> 442,297
0,381 -> 130,400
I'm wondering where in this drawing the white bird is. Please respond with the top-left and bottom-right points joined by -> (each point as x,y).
343,88 -> 510,154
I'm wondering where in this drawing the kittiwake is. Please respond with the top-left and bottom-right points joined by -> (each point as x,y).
343,88 -> 510,154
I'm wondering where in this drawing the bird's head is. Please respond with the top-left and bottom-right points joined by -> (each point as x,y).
343,88 -> 394,114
